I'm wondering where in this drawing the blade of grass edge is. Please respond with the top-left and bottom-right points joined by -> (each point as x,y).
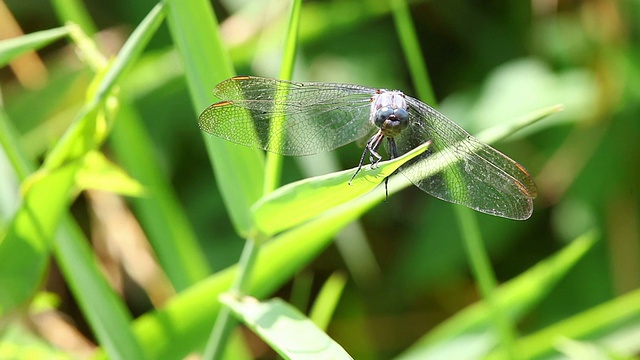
395,230 -> 598,360
505,286 -> 640,359
263,0 -> 302,194
252,141 -> 432,236
309,272 -> 348,331
0,26 -> 69,68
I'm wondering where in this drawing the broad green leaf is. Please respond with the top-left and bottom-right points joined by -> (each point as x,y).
222,296 -> 352,360
75,150 -> 145,196
251,141 -> 432,237
0,27 -> 69,68
395,230 -> 598,360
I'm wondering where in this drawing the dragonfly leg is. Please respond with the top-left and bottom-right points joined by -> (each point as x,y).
349,131 -> 384,185
369,148 -> 382,169
387,137 -> 399,159
349,148 -> 369,185
382,138 -> 399,202
367,132 -> 385,169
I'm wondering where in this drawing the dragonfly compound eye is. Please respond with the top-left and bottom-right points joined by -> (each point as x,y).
394,108 -> 409,129
373,107 -> 395,127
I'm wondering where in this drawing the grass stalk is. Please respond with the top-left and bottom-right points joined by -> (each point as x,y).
454,206 -> 517,359
391,0 -> 518,357
204,1 -> 302,358
263,0 -> 302,194
204,239 -> 260,360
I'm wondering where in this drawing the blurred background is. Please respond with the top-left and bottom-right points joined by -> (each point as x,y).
1,0 -> 639,358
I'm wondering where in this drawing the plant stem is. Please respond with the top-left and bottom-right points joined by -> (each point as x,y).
203,239 -> 260,360
390,0 -> 435,104
263,0 -> 302,194
391,0 -> 519,357
206,1 -> 302,358
454,206 -> 518,359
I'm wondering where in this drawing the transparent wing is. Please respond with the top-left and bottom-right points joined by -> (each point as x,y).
198,76 -> 378,156
392,96 -> 537,220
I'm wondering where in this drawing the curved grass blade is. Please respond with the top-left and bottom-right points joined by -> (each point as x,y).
395,230 -> 597,360
251,140 -> 432,237
0,26 -> 69,67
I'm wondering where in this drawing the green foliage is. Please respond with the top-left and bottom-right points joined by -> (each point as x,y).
222,296 -> 352,359
1,0 -> 639,359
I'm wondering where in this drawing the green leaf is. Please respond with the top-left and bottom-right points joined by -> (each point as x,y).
132,185 -> 387,359
0,160 -> 79,315
43,4 -> 165,171
309,272 -> 348,331
0,27 -> 69,68
222,296 -> 353,360
395,230 -> 598,360
53,218 -> 146,360
505,286 -> 640,359
1,103 -> 144,359
75,150 -> 145,196
475,104 -> 564,144
251,140 -> 432,237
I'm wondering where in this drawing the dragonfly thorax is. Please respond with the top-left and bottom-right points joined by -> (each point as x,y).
370,90 -> 409,138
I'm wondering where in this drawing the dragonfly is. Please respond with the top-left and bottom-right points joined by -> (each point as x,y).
198,76 -> 537,220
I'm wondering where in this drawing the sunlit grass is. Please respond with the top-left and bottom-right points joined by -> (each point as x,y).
1,0 -> 639,359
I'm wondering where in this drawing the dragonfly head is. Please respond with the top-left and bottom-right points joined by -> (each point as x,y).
371,90 -> 409,138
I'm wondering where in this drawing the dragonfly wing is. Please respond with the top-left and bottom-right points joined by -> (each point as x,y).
394,97 -> 537,220
199,76 -> 377,156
